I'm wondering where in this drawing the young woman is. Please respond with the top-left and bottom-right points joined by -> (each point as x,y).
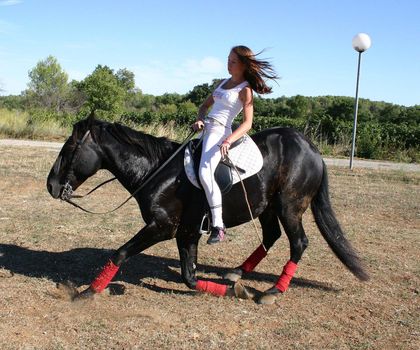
191,45 -> 278,244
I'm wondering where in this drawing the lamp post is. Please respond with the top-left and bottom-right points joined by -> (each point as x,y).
350,33 -> 371,170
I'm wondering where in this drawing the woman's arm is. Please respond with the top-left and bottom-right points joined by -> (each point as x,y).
192,94 -> 214,131
198,94 -> 214,121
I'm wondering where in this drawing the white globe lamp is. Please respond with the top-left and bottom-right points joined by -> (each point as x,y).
350,33 -> 372,169
352,33 -> 372,53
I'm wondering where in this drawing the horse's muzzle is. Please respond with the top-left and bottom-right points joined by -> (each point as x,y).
46,174 -> 69,199
60,182 -> 74,201
47,179 -> 62,199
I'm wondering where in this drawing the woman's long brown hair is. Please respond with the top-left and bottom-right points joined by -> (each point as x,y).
232,45 -> 278,94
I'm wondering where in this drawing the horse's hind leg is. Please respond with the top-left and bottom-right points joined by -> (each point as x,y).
224,206 -> 282,282
258,197 -> 309,304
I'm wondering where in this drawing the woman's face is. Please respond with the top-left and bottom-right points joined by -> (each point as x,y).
227,51 -> 246,77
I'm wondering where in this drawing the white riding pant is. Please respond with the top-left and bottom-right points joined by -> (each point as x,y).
198,119 -> 231,228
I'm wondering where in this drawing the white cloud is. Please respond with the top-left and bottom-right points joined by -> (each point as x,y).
0,0 -> 22,6
131,56 -> 225,95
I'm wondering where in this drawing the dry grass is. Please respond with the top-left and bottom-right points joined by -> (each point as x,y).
0,146 -> 419,349
0,108 -> 69,141
0,109 -> 192,144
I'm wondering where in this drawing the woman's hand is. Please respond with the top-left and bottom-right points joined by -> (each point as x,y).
220,139 -> 231,158
191,120 -> 204,131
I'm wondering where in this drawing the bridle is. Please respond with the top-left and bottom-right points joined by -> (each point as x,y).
60,128 -> 196,215
60,129 -> 93,202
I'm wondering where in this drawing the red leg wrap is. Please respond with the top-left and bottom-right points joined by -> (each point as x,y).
196,280 -> 227,296
275,260 -> 298,293
241,244 -> 268,273
90,260 -> 120,293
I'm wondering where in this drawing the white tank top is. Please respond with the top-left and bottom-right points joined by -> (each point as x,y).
207,79 -> 249,128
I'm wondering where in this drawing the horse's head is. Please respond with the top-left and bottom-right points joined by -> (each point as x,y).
47,116 -> 103,199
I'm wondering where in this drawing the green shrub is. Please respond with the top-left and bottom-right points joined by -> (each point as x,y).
356,123 -> 383,159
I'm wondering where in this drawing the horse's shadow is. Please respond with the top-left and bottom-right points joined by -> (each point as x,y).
0,244 -> 339,295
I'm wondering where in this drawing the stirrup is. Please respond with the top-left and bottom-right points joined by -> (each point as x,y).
199,213 -> 210,235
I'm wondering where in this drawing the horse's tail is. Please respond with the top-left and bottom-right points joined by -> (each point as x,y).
311,161 -> 369,281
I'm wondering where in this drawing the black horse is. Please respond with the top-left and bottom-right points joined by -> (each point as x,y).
47,116 -> 368,304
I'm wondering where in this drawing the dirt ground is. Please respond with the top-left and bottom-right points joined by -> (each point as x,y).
0,145 -> 419,349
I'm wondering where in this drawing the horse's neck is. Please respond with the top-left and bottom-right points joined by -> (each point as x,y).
102,135 -> 177,191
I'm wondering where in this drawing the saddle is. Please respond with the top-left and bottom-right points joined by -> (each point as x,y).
184,133 -> 264,195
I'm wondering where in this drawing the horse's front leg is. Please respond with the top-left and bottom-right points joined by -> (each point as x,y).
176,233 -> 252,299
75,221 -> 172,300
176,233 -> 228,297
176,233 -> 199,289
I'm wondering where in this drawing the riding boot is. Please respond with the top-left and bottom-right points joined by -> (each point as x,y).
207,226 -> 226,244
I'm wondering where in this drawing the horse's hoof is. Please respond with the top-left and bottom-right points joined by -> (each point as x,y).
223,268 -> 243,282
257,287 -> 280,305
56,280 -> 78,300
257,294 -> 277,305
72,287 -> 95,302
108,283 -> 126,295
234,281 -> 254,300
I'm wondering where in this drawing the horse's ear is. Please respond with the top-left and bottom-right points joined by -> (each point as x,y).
87,109 -> 96,128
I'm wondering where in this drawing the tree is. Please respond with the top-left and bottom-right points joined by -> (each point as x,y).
378,103 -> 403,123
26,55 -> 68,111
63,80 -> 86,114
156,93 -> 183,105
116,68 -> 135,92
185,79 -> 222,106
286,95 -> 310,119
325,96 -> 354,121
78,65 -> 126,119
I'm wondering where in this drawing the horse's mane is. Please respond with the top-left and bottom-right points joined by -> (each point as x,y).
106,122 -> 177,160
72,117 -> 178,161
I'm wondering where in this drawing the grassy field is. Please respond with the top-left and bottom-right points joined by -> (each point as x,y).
0,108 -> 193,145
0,145 -> 419,349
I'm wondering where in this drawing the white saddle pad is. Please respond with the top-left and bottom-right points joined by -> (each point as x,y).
184,134 -> 264,189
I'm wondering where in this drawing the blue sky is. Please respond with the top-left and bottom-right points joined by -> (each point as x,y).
0,0 -> 419,106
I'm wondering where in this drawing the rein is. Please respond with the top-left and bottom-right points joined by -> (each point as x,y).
224,155 -> 267,253
62,129 -> 197,215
